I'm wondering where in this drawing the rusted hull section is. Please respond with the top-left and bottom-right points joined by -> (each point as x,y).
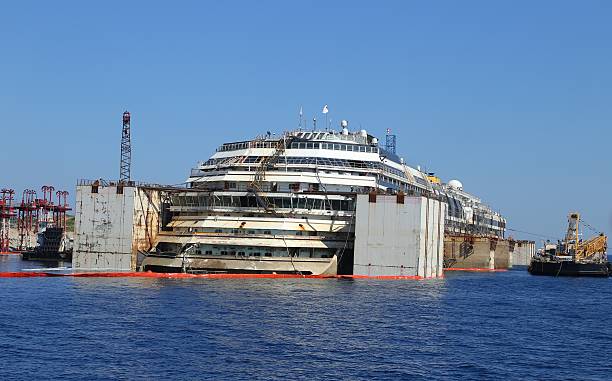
141,254 -> 338,275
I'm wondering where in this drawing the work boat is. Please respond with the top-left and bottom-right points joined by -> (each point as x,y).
528,212 -> 609,277
141,123 -> 506,275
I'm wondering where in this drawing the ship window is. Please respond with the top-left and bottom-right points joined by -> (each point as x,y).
263,230 -> 271,235
91,185 -> 98,193
264,252 -> 272,257
238,251 -> 245,256
205,250 -> 212,255
281,198 -> 291,208
220,251 -> 227,255
253,252 -> 261,257
294,198 -> 303,209
306,143 -> 314,149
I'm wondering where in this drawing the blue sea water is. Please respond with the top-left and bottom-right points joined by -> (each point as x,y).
1,255 -> 611,380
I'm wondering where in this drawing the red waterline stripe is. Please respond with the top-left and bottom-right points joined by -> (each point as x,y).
444,268 -> 508,272
0,272 -> 426,280
0,252 -> 21,255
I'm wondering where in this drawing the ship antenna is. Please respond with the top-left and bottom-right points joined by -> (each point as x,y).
298,105 -> 303,130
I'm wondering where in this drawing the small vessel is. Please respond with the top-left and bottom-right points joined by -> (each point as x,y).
21,227 -> 73,262
528,212 -> 608,277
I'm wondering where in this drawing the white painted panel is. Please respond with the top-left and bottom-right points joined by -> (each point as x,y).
354,195 -> 444,278
73,185 -> 137,271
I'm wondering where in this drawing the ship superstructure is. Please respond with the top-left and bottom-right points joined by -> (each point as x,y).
142,124 -> 506,274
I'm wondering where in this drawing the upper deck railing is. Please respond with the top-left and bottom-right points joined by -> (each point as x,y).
76,179 -> 188,190
216,130 -> 375,152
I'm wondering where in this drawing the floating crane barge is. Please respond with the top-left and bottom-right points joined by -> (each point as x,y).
528,212 -> 609,277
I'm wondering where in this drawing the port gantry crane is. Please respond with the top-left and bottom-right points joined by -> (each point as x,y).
564,212 -> 607,262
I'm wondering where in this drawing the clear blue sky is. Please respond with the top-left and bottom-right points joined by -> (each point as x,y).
1,0 -> 611,241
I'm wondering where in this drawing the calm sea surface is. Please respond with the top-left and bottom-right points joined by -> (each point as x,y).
1,255 -> 611,380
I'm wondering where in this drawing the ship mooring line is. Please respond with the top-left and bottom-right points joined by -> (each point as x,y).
506,228 -> 559,241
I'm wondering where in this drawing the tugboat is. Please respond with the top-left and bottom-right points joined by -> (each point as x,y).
529,212 -> 608,277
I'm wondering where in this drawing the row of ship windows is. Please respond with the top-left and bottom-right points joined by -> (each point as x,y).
193,176 -> 423,195
445,211 -> 506,228
217,141 -> 279,151
183,228 -> 317,236
474,216 -> 506,228
184,245 -> 334,258
216,141 -> 379,153
446,221 -> 505,236
171,194 -> 356,211
200,156 -> 412,182
289,142 -> 379,153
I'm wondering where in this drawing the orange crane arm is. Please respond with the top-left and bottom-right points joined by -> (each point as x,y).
575,234 -> 607,261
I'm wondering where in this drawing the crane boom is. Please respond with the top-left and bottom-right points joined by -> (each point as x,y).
563,212 -> 607,262
576,234 -> 607,262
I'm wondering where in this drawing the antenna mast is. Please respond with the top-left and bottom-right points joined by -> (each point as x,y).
385,128 -> 397,154
120,111 -> 131,183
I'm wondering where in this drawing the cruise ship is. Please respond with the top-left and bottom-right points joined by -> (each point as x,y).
141,122 -> 506,274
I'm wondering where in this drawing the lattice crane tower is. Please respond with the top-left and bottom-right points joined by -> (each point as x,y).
120,111 -> 131,183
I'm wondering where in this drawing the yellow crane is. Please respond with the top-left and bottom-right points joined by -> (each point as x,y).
576,234 -> 607,262
563,212 -> 607,262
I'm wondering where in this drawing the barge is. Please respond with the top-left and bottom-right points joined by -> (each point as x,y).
528,212 -> 608,277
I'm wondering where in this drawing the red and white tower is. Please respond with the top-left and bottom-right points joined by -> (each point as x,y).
0,188 -> 16,252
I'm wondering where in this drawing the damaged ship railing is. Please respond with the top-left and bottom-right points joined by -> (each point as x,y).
77,179 -> 190,191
